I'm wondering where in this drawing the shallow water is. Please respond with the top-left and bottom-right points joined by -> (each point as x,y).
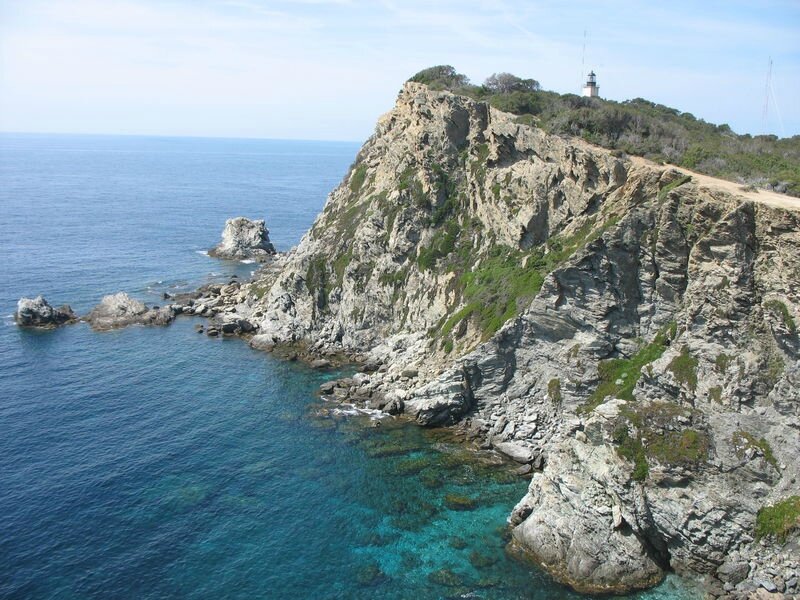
0,134 -> 698,599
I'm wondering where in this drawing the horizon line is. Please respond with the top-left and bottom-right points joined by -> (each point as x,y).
0,130 -> 365,145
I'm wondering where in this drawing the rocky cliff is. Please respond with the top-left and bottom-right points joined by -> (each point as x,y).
238,82 -> 799,597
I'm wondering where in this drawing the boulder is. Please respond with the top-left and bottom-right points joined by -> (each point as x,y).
86,292 -> 176,330
249,334 -> 275,352
208,217 -> 276,262
15,296 -> 76,328
493,441 -> 534,464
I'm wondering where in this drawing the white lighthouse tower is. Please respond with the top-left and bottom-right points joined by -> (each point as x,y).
582,71 -> 599,97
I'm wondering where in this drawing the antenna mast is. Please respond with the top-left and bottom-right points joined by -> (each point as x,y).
761,57 -> 772,133
580,29 -> 587,92
761,57 -> 786,137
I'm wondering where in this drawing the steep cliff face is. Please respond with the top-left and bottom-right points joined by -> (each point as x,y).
245,83 -> 800,595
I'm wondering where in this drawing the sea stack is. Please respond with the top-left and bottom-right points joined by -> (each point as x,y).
15,296 -> 77,328
209,217 -> 276,262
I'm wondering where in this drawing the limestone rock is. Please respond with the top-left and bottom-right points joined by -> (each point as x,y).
209,217 -> 276,262
15,296 -> 76,328
86,292 -> 176,330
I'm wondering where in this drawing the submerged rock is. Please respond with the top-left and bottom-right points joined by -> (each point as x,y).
86,292 -> 176,330
209,217 -> 276,262
15,296 -> 76,328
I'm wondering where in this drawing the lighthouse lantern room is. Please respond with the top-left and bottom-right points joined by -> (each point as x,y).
582,71 -> 599,98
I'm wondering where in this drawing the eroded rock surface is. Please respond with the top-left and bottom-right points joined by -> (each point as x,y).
209,217 -> 276,262
15,296 -> 76,328
86,292 -> 176,330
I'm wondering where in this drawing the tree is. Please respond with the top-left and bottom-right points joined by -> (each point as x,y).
409,66 -> 470,89
483,72 -> 540,94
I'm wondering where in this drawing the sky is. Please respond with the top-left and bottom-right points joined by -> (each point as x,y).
0,0 -> 798,142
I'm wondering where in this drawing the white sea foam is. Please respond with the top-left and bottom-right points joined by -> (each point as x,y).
332,403 -> 388,420
240,259 -> 255,264
195,250 -> 209,256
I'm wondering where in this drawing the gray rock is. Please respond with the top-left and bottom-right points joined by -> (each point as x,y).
757,579 -> 777,593
209,217 -> 276,262
310,359 -> 332,369
718,561 -> 750,584
249,334 -> 275,352
15,296 -> 76,328
319,381 -> 337,394
86,292 -> 175,330
493,441 -> 534,464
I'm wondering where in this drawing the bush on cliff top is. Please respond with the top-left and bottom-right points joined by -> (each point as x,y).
408,66 -> 800,196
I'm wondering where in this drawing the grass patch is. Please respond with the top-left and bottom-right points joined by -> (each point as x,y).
647,429 -> 709,466
657,175 -> 692,201
582,323 -> 674,412
732,430 -> 778,469
613,423 -> 649,481
612,402 -> 708,480
417,220 -> 459,270
709,386 -> 722,403
756,496 -> 800,542
548,378 -> 562,404
668,346 -> 698,391
350,164 -> 368,194
765,299 -> 797,333
715,353 -> 730,374
440,216 -> 618,341
305,257 -> 329,309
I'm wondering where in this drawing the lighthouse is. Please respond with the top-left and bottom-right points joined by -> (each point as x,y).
582,71 -> 599,97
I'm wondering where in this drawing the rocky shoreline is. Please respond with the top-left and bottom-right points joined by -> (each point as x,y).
15,82 -> 800,599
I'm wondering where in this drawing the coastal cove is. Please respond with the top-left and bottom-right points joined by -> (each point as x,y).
0,133 -> 699,599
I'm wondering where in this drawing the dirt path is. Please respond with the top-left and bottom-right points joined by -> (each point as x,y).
628,156 -> 800,212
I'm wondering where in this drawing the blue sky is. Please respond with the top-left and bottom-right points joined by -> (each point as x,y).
1,0 -> 798,141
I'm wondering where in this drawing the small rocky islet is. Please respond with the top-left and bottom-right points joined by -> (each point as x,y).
15,79 -> 800,599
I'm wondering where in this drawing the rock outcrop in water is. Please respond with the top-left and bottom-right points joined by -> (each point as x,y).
15,296 -> 76,328
209,217 -> 276,262
86,292 -> 176,330
225,82 -> 799,597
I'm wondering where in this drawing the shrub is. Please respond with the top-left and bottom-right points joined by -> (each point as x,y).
548,378 -> 562,404
765,299 -> 797,333
756,496 -> 800,541
668,346 -> 698,391
350,164 -> 368,193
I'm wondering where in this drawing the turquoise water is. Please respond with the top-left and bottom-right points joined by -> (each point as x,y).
0,134 -> 697,599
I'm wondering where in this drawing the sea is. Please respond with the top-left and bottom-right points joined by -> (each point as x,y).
0,133 -> 698,599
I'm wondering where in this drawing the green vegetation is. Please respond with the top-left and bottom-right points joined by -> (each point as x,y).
582,323 -> 675,412
647,429 -> 710,466
765,299 -> 797,333
548,378 -> 562,404
732,430 -> 778,469
417,221 -> 459,270
428,214 -> 620,343
715,353 -> 731,373
766,352 -> 786,388
657,175 -> 693,201
612,402 -> 709,481
709,386 -> 722,403
668,346 -> 699,391
305,257 -> 329,307
613,423 -> 649,481
350,164 -> 368,193
755,496 -> 800,542
408,66 -> 800,196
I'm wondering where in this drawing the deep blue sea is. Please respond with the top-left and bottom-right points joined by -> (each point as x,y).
0,133 -> 697,599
